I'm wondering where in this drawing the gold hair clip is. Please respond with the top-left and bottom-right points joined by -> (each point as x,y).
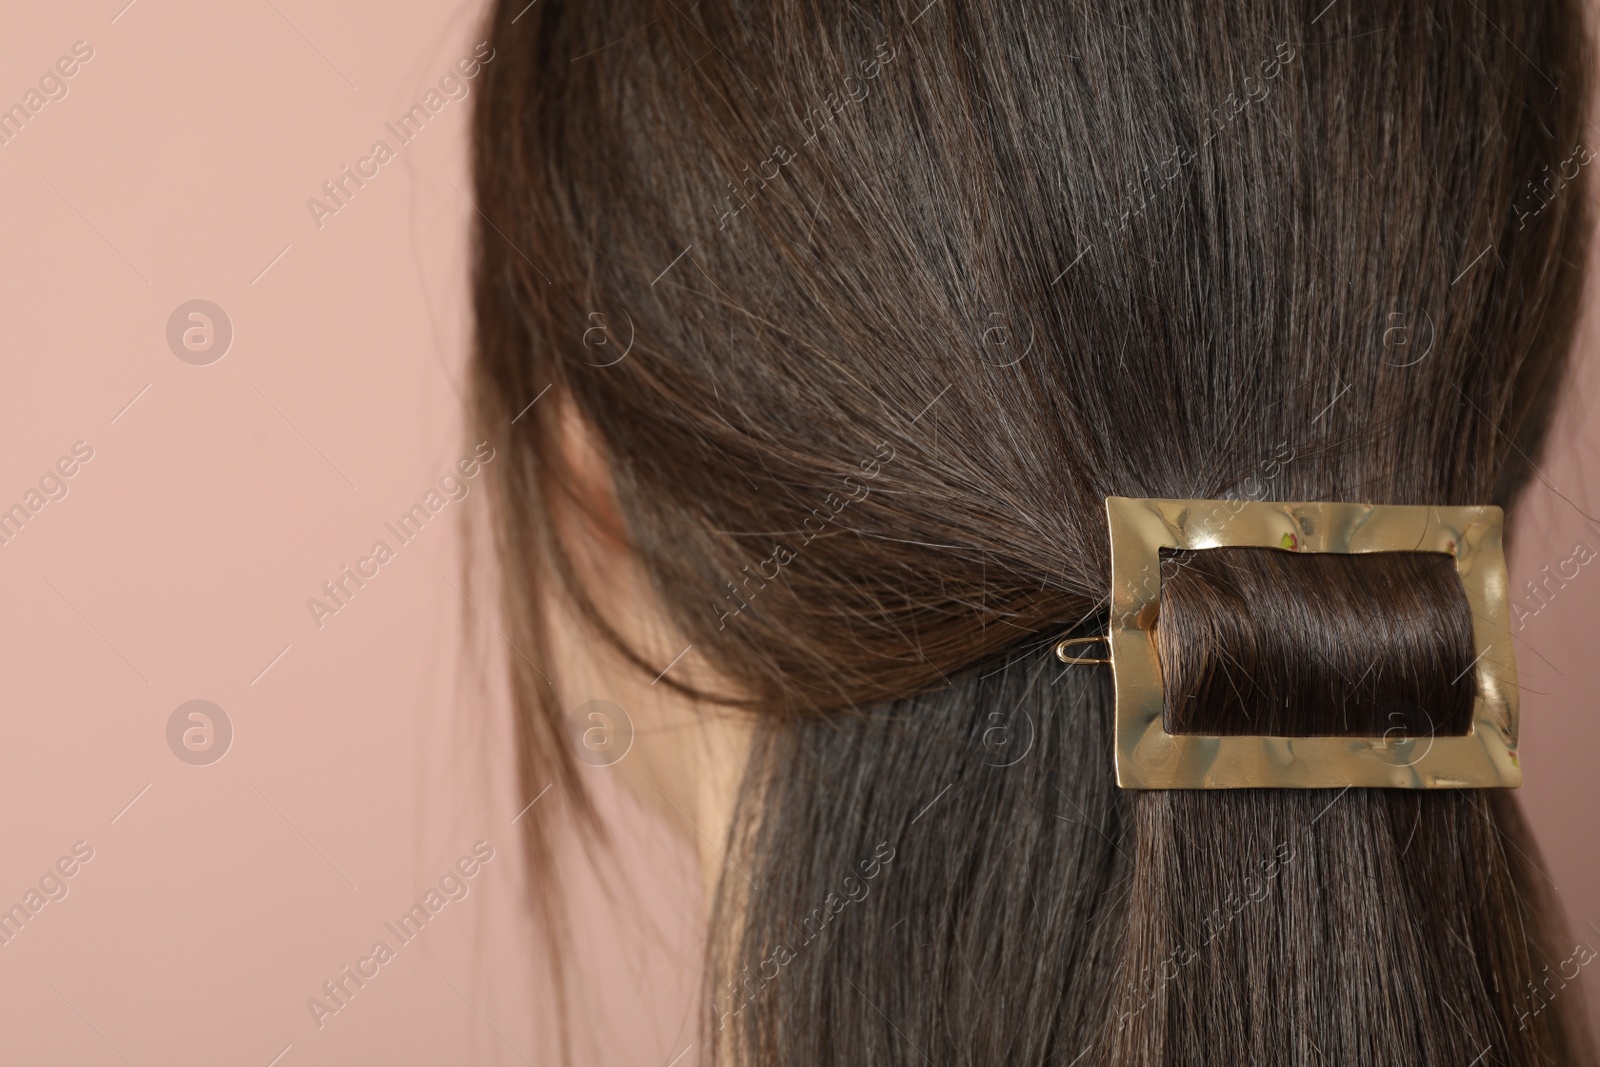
1055,635 -> 1110,665
1097,496 -> 1518,790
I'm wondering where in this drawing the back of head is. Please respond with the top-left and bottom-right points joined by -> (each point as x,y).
470,0 -> 1597,1062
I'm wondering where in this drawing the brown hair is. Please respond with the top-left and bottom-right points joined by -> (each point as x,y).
468,0 -> 1597,1062
1157,547 -> 1480,737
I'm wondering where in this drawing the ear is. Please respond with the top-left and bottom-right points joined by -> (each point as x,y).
554,393 -> 629,551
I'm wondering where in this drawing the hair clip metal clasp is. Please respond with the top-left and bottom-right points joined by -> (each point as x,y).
1055,635 -> 1111,665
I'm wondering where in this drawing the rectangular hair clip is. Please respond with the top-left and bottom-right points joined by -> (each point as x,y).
1099,497 -> 1519,790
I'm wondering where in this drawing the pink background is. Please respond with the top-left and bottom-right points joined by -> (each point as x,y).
0,2 -> 1595,1063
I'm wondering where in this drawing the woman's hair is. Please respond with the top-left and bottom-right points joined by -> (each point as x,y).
469,0 -> 1597,1062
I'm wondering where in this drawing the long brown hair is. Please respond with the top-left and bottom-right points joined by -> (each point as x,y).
468,0 -> 1597,1062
